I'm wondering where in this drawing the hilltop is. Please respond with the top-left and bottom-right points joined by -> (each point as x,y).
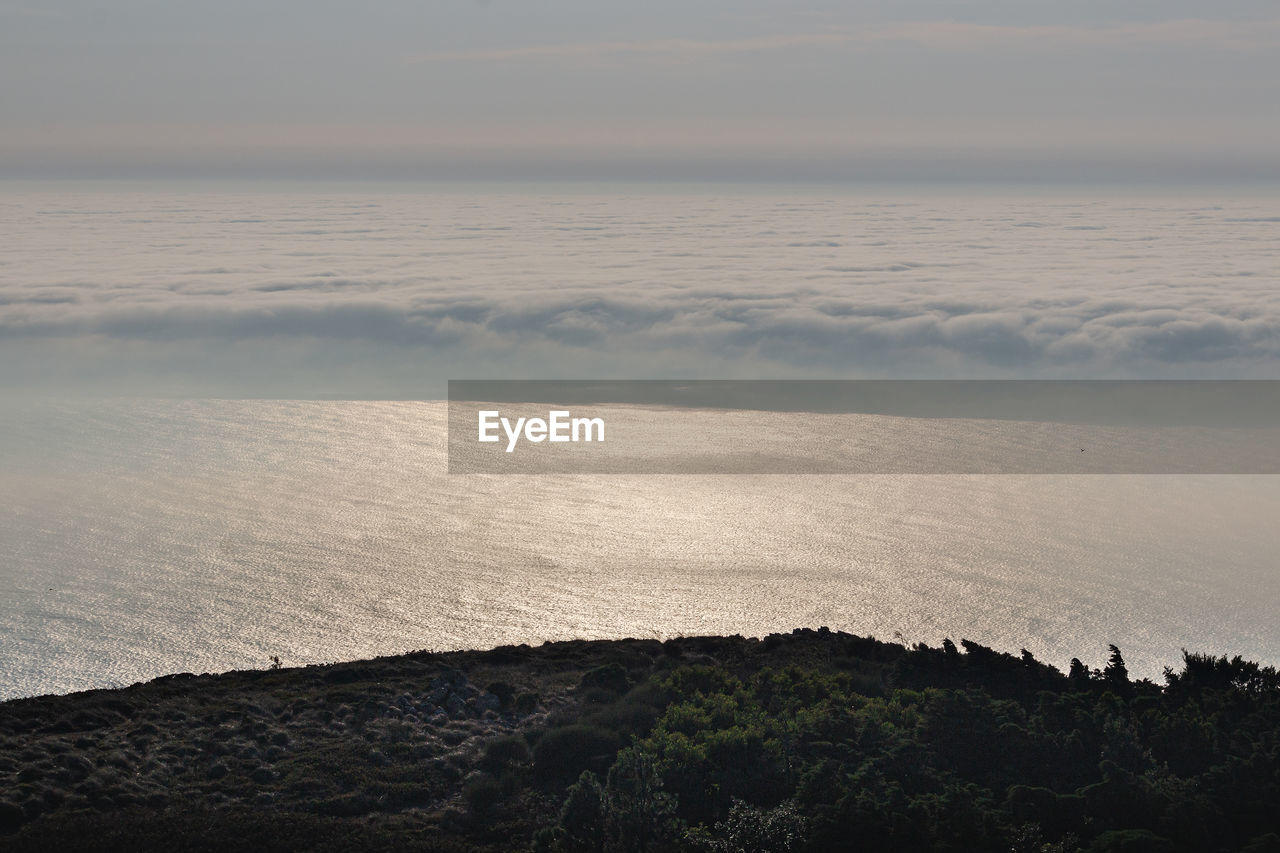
2,630 -> 1278,852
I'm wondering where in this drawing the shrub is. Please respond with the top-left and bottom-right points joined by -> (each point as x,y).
462,773 -> 504,816
579,687 -> 619,707
693,799 -> 809,853
555,771 -> 604,853
600,748 -> 679,852
532,725 -> 623,788
485,681 -> 517,711
550,749 -> 680,853
581,702 -> 661,741
479,734 -> 532,774
579,664 -> 630,696
1087,829 -> 1173,853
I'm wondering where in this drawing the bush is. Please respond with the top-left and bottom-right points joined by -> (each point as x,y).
600,748 -> 679,852
485,681 -> 517,711
555,771 -> 604,853
581,702 -> 661,741
551,750 -> 679,853
532,725 -> 623,788
579,687 -> 619,707
479,734 -> 532,774
1087,829 -> 1174,853
462,774 -> 504,816
579,664 -> 630,696
693,799 -> 809,853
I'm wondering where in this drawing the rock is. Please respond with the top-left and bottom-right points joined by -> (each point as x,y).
206,761 -> 229,780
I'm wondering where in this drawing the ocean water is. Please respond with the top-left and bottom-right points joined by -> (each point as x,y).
1,399 -> 1278,699
1,182 -> 1279,698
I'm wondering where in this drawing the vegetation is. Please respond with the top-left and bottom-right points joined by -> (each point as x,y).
2,630 -> 1278,851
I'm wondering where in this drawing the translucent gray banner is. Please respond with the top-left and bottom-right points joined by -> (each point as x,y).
447,381 -> 1280,474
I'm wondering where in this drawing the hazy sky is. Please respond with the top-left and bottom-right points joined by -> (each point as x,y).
3,1 -> 1280,179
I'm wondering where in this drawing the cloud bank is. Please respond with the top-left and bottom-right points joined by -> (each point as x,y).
2,186 -> 1278,395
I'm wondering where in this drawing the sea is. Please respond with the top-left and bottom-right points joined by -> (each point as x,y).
1,181 -> 1278,698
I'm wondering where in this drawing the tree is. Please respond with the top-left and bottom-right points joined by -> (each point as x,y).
553,749 -> 679,853
602,748 -> 679,853
696,799 -> 809,853
558,771 -> 606,853
1104,646 -> 1129,692
1068,658 -> 1090,686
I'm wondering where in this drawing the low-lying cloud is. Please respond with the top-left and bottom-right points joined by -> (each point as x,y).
2,187 -> 1278,395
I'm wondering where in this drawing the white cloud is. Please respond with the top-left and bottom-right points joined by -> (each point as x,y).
3,186 -> 1279,394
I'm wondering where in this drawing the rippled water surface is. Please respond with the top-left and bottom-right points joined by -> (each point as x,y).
1,399 -> 1278,698
3,183 -> 1279,697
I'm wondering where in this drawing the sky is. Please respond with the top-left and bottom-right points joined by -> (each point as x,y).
3,0 -> 1280,180
2,2 -> 1279,394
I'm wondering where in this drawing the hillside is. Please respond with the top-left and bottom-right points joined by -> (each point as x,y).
2,630 -> 1278,852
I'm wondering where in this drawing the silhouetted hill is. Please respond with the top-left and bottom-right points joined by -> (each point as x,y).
2,630 -> 1278,852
